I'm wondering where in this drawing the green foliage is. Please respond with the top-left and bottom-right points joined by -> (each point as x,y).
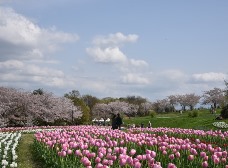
188,110 -> 199,118
221,104 -> 228,119
72,98 -> 90,124
150,110 -> 156,118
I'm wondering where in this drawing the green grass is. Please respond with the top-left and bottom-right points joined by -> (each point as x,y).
123,109 -> 228,131
17,134 -> 43,168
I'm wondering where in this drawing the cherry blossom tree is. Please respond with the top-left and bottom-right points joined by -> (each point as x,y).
202,87 -> 225,109
138,102 -> 153,116
91,103 -> 110,123
152,98 -> 170,113
167,95 -> 179,112
0,87 -> 82,127
91,101 -> 138,122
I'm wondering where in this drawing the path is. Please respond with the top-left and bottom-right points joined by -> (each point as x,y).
18,134 -> 42,168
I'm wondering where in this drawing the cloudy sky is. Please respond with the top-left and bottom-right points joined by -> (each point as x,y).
0,0 -> 227,101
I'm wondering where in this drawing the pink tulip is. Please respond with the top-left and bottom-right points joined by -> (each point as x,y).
81,157 -> 91,167
130,149 -> 137,156
119,158 -> 127,166
202,161 -> 208,168
136,155 -> 143,160
222,151 -> 227,157
213,157 -> 220,164
188,155 -> 194,161
169,154 -> 175,160
95,157 -> 101,163
167,163 -> 177,168
150,151 -> 156,158
175,152 -> 180,158
134,161 -> 141,168
200,151 -> 207,158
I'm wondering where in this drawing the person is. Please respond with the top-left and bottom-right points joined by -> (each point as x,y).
111,114 -> 117,130
148,121 -> 151,128
116,113 -> 123,130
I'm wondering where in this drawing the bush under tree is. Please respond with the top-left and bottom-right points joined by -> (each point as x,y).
221,104 -> 228,119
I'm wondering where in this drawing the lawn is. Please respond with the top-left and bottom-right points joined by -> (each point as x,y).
123,109 -> 227,131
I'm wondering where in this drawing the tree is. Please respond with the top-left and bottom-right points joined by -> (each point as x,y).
125,96 -> 147,105
64,90 -> 81,99
33,88 -> 44,95
92,103 -> 110,124
152,98 -> 170,113
138,102 -> 153,116
185,93 -> 201,111
225,80 -> 228,101
202,88 -> 225,108
167,95 -> 179,112
82,95 -> 100,121
64,90 -> 90,124
0,87 -> 82,127
177,95 -> 189,111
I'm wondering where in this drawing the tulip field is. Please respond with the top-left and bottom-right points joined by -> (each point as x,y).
0,132 -> 21,168
0,126 -> 227,168
31,126 -> 228,168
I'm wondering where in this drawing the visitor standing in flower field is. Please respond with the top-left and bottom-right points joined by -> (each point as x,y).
148,121 -> 152,128
111,114 -> 118,130
116,113 -> 122,130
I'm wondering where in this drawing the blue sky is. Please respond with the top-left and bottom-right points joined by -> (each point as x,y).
0,0 -> 227,101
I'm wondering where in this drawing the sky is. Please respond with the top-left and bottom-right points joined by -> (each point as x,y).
0,0 -> 227,101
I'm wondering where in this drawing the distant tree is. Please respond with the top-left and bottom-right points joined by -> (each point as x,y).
185,93 -> 201,110
64,90 -> 89,124
225,80 -> 228,100
82,95 -> 100,110
108,101 -> 132,115
125,96 -> 147,105
202,88 -> 225,109
92,103 -> 110,123
167,95 -> 179,112
33,88 -> 44,95
138,102 -> 153,116
64,90 -> 81,99
177,95 -> 189,111
82,95 -> 100,121
152,98 -> 170,113
0,87 -> 82,127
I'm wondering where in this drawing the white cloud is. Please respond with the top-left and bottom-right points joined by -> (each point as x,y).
159,69 -> 186,81
0,7 -> 79,61
92,32 -> 138,47
121,73 -> 150,85
86,47 -> 127,63
129,59 -> 148,67
191,72 -> 227,83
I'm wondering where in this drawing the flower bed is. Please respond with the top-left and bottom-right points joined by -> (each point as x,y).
213,122 -> 228,129
0,132 -> 21,168
34,126 -> 228,168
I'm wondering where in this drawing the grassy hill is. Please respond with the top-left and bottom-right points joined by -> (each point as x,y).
123,109 -> 228,131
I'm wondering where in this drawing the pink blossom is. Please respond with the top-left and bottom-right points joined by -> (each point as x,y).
95,157 -> 101,163
134,161 -> 141,168
119,158 -> 127,166
202,161 -> 208,168
188,155 -> 194,161
169,154 -> 175,160
167,163 -> 177,168
130,149 -> 137,156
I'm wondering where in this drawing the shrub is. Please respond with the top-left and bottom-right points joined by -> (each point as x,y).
150,111 -> 156,118
188,110 -> 198,118
221,104 -> 228,119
